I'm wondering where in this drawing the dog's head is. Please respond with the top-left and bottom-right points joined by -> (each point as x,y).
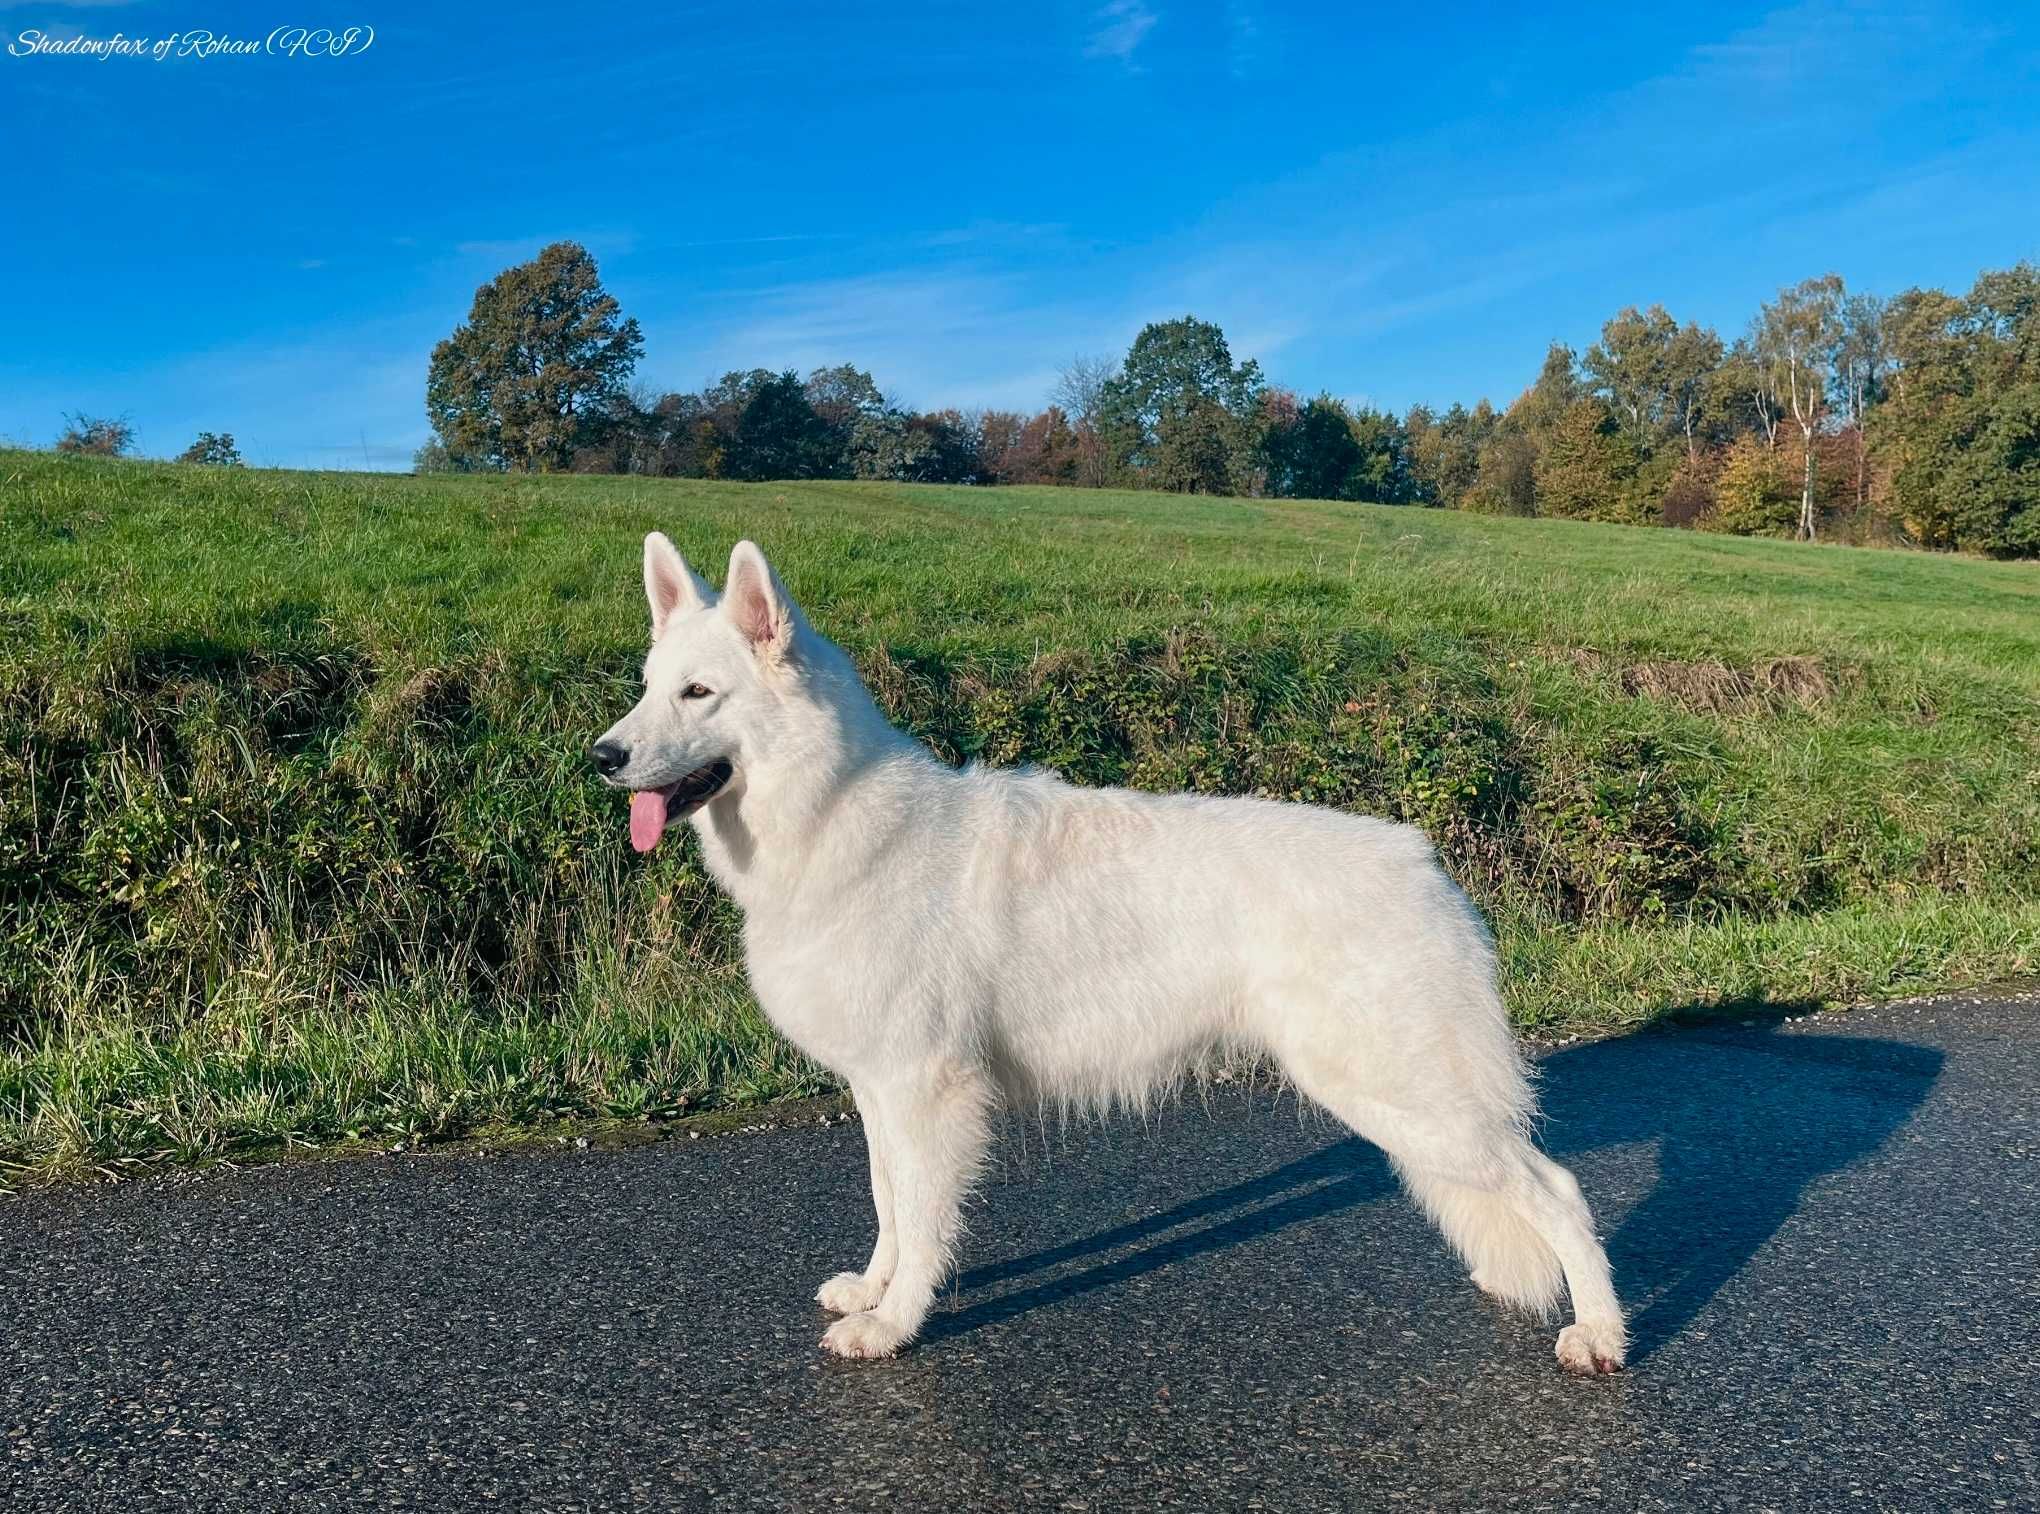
591,534 -> 807,853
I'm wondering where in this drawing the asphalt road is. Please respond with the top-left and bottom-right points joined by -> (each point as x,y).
5,992 -> 2037,1512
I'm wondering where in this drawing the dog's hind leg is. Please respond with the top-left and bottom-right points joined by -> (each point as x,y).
1393,1135 -> 1627,1372
816,1083 -> 898,1316
819,1062 -> 994,1360
1264,1006 -> 1626,1374
1493,1143 -> 1627,1374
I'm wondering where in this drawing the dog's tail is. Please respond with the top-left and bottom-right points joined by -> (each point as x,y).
1400,1169 -> 1565,1318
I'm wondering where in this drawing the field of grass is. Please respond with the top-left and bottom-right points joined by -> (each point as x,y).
3,447 -> 2037,1182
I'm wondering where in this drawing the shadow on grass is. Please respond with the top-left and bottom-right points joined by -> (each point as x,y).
925,999 -> 1945,1362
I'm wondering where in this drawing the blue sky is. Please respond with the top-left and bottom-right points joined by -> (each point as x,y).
4,0 -> 2038,469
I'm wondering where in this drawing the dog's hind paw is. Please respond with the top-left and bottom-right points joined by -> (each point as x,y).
815,1271 -> 887,1315
821,1311 -> 909,1360
1555,1321 -> 1627,1376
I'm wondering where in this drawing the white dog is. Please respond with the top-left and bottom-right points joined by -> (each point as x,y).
594,536 -> 1627,1373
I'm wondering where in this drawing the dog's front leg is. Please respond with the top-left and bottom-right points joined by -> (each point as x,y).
815,1084 -> 897,1315
820,1065 -> 992,1360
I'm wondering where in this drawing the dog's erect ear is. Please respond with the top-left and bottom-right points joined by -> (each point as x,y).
723,540 -> 795,659
644,531 -> 715,641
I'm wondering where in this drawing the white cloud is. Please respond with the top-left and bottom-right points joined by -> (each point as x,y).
1084,0 -> 1157,62
1225,1 -> 1264,77
643,268 -> 1112,413
919,221 -> 1064,249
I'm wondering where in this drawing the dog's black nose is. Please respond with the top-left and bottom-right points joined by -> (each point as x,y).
590,739 -> 630,777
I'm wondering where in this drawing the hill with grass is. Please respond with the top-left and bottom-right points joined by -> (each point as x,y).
3,449 -> 2036,1179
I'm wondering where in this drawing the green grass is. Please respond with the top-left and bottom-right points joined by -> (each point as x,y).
3,448 -> 2037,1182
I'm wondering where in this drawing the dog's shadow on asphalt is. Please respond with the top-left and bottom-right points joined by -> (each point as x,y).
925,1008 -> 1945,1364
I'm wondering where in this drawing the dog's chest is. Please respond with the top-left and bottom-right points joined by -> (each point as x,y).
739,904 -> 912,1072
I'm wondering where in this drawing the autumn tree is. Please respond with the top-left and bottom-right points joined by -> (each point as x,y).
804,365 -> 888,477
1465,431 -> 1537,515
562,383 -> 701,476
1053,354 -> 1119,488
1832,292 -> 1887,509
848,405 -> 983,483
414,433 -> 491,473
1753,275 -> 1844,540
1924,387 -> 2040,556
54,413 -> 134,457
1584,305 -> 1680,447
974,410 -> 1025,483
1881,286 -> 1968,404
997,407 -> 1082,485
1581,308 -> 1727,524
1664,321 -> 1727,460
1715,340 -> 1783,450
176,432 -> 243,466
1878,263 -> 2040,556
426,241 -> 643,472
638,392 -> 726,478
1461,343 -> 1586,516
1511,343 -> 1585,437
1706,433 -> 1797,536
1584,306 -> 1724,457
1533,400 -> 1642,523
848,407 -> 980,483
1406,400 -> 1494,507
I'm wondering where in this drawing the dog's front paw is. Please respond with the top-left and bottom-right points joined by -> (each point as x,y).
815,1271 -> 887,1315
1555,1321 -> 1626,1376
820,1311 -> 909,1360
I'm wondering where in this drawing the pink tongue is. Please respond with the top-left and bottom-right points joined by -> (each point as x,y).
629,789 -> 670,853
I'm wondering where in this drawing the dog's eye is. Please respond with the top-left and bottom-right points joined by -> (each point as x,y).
681,683 -> 712,700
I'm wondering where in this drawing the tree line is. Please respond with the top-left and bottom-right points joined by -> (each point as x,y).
35,242 -> 2037,557
1391,269 -> 2039,558
34,241 -> 1938,560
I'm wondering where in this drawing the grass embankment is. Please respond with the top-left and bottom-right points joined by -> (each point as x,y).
3,449 -> 2036,1181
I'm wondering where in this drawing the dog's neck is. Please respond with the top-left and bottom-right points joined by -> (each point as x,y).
691,646 -> 932,914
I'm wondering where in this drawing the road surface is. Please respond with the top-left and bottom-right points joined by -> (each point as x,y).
4,992 -> 2037,1511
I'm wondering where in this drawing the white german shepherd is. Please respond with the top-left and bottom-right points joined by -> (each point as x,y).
594,536 -> 1627,1373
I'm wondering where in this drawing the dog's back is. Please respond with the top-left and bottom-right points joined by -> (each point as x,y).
909,764 -> 1494,1117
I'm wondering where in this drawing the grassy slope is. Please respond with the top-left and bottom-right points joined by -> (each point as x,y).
3,450 -> 2036,1179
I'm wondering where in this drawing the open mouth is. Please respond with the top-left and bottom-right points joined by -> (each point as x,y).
628,759 -> 734,853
